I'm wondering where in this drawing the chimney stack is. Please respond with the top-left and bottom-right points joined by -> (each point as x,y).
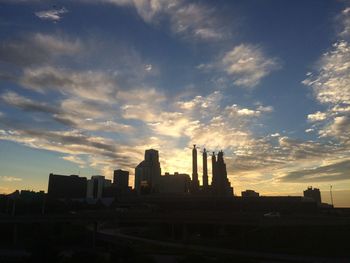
202,148 -> 208,188
192,144 -> 199,191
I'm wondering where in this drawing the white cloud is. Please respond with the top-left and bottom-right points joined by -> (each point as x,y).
303,41 -> 350,106
119,88 -> 167,122
35,7 -> 68,22
319,115 -> 350,140
257,105 -> 274,112
81,0 -> 226,41
225,104 -> 261,117
270,133 -> 280,137
303,6 -> 350,142
339,7 -> 350,38
0,176 -> 22,182
61,155 -> 86,167
144,64 -> 152,71
307,111 -> 327,122
148,111 -> 199,137
169,3 -> 225,40
222,44 -> 280,88
303,7 -> 350,142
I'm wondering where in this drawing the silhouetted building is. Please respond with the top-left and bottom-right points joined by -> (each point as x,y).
113,169 -> 129,189
211,151 -> 217,187
48,173 -> 87,199
303,186 -> 321,203
135,149 -> 161,194
191,145 -> 200,192
19,190 -> 45,202
202,148 -> 208,189
242,189 -> 259,198
211,151 -> 233,196
87,175 -> 112,199
159,172 -> 191,194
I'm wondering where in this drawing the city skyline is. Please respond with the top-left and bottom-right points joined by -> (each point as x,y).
0,1 -> 350,207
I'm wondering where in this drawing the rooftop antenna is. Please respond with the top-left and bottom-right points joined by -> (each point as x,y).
330,185 -> 334,207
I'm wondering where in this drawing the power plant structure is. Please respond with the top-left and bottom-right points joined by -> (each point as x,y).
191,145 -> 233,196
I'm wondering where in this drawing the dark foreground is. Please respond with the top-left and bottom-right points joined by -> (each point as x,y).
0,196 -> 349,262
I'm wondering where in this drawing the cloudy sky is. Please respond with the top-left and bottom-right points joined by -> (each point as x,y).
0,0 -> 349,206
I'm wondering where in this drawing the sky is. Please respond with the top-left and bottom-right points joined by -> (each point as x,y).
0,0 -> 349,207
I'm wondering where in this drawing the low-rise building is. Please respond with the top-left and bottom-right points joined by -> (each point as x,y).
159,172 -> 191,194
48,173 -> 87,199
87,175 -> 112,199
242,189 -> 260,198
303,186 -> 321,203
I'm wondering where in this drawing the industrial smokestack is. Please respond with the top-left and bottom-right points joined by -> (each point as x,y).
211,151 -> 216,185
203,148 -> 208,188
192,144 -> 199,191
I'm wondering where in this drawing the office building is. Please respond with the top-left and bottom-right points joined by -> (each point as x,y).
159,172 -> 191,194
87,175 -> 112,199
113,169 -> 129,189
135,149 -> 161,194
48,173 -> 87,199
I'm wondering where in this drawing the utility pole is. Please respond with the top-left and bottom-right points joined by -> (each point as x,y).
330,185 -> 334,207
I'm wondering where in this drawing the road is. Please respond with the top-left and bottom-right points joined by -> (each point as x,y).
98,228 -> 349,263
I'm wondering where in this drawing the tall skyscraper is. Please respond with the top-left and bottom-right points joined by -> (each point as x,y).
211,151 -> 233,196
191,144 -> 199,192
113,169 -> 129,189
202,148 -> 208,189
135,149 -> 161,194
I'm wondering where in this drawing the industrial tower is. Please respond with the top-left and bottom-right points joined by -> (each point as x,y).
191,144 -> 200,192
202,148 -> 208,189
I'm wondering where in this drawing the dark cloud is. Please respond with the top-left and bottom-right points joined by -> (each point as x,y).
281,159 -> 350,182
0,33 -> 81,67
20,66 -> 118,101
1,91 -> 59,114
0,127 -> 126,161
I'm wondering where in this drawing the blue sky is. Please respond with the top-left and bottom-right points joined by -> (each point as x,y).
0,0 -> 349,207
